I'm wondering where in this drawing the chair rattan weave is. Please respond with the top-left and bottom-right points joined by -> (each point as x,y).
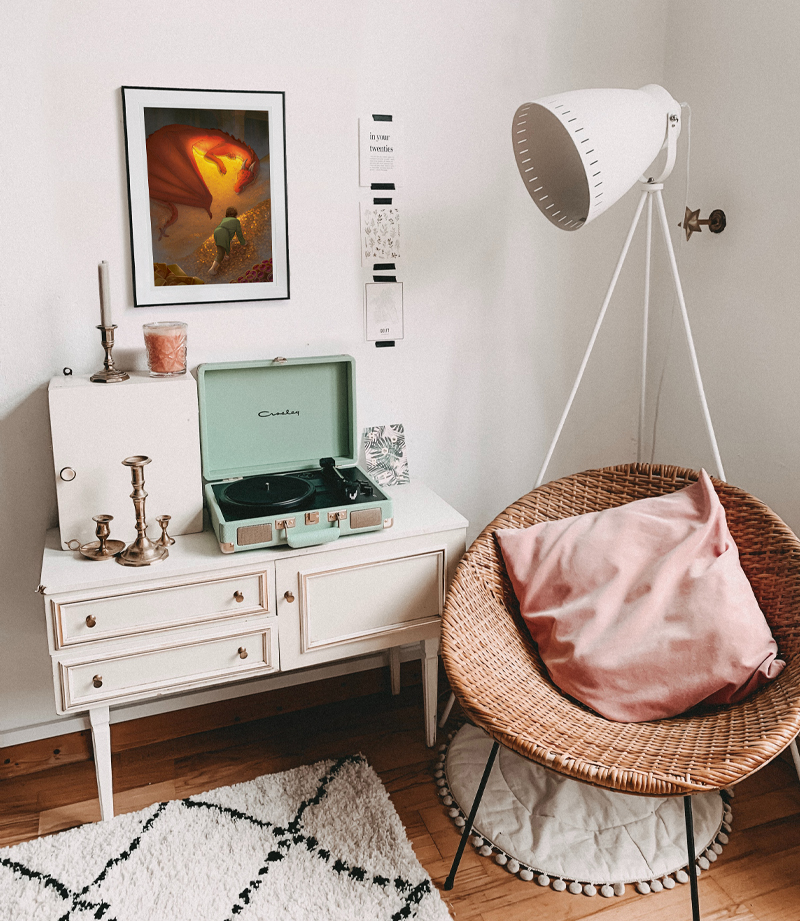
441,463 -> 800,800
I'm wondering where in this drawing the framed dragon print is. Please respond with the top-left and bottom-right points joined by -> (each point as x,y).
121,86 -> 289,307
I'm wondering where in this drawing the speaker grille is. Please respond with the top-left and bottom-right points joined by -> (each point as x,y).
237,523 -> 273,546
350,508 -> 382,529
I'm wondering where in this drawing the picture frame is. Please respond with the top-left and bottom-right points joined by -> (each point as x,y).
121,86 -> 289,307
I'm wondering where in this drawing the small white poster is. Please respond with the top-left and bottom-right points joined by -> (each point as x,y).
365,282 -> 404,341
359,117 -> 403,187
361,204 -> 400,266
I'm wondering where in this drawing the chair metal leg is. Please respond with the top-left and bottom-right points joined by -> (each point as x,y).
789,736 -> 800,783
444,739 -> 500,891
438,691 -> 456,728
683,795 -> 701,921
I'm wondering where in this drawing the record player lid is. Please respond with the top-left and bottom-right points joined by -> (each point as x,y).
197,356 -> 358,481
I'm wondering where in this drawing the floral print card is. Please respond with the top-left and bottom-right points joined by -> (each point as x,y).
361,204 -> 400,266
363,424 -> 410,486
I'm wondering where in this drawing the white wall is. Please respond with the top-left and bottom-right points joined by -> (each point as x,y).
654,1 -> 800,534
0,0 -> 668,741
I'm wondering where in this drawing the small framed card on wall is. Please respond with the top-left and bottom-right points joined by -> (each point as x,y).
121,86 -> 289,307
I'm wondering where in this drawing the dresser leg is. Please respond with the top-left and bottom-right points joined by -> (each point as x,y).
89,707 -> 114,821
420,637 -> 439,747
389,647 -> 402,695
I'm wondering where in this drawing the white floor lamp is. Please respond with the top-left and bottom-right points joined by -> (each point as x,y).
514,83 -> 725,486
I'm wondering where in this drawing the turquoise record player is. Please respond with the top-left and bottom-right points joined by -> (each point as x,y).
197,356 -> 394,553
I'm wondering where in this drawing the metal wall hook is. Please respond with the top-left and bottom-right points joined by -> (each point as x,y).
680,206 -> 727,241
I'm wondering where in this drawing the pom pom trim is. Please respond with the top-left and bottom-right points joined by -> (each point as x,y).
435,727 -> 733,896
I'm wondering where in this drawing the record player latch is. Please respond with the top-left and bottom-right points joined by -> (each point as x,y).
275,517 -> 296,531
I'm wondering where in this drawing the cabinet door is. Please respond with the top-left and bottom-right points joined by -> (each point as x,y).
48,374 -> 203,549
275,536 -> 446,670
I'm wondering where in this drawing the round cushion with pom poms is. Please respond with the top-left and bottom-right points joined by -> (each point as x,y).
440,724 -> 731,899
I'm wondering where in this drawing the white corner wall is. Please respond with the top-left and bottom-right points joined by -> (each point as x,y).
655,1 -> 800,534
0,0 -> 668,742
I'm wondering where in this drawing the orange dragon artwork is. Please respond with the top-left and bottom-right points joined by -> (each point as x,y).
143,115 -> 275,289
146,125 -> 260,239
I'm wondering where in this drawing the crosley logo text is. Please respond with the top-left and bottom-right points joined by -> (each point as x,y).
258,409 -> 301,418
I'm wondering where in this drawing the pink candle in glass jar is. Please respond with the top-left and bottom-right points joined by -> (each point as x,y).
143,321 -> 187,377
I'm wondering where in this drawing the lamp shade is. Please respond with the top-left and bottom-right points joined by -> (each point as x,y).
512,84 -> 681,230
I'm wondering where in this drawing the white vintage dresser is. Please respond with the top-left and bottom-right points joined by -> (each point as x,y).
39,482 -> 467,819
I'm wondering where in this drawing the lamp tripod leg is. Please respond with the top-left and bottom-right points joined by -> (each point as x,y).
653,189 -> 726,481
638,193 -> 654,461
444,739 -> 500,891
683,795 -> 702,921
535,189 -> 649,488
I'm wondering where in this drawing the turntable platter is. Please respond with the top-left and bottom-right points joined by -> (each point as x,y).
220,474 -> 315,513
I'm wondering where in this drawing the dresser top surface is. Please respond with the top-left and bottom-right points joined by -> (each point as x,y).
41,481 -> 468,595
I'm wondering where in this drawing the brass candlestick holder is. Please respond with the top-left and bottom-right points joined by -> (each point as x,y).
156,515 -> 175,548
90,325 -> 130,383
117,456 -> 169,566
79,514 -> 126,561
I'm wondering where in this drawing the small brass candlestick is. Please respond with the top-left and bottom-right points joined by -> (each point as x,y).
79,514 -> 126,561
156,515 -> 175,548
117,456 -> 169,566
90,325 -> 130,383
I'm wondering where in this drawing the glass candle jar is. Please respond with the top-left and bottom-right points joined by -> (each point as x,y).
143,321 -> 187,377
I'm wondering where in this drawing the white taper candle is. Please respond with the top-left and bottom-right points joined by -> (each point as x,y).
98,261 -> 112,327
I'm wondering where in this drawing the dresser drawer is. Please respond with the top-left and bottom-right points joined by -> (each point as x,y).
59,626 -> 276,710
52,572 -> 268,648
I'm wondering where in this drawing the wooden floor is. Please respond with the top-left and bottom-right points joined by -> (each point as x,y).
1,677 -> 800,920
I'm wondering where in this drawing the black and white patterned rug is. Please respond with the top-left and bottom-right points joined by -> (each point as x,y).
0,754 -> 450,920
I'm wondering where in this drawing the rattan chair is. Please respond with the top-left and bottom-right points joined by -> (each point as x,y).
440,463 -> 800,919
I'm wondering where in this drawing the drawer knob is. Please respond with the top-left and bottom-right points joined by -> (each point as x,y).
92,675 -> 103,688
60,467 -> 77,482
284,590 -> 295,603
86,615 -> 97,628
238,647 -> 248,659
234,591 -> 244,603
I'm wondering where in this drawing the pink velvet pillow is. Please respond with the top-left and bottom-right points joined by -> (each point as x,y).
495,471 -> 784,721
